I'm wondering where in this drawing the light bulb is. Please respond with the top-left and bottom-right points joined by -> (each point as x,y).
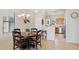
26,14 -> 30,18
17,14 -> 21,17
21,14 -> 25,16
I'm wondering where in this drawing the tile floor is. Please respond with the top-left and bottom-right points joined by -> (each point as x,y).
41,34 -> 79,50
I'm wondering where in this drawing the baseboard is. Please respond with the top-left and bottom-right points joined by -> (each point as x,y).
66,40 -> 79,43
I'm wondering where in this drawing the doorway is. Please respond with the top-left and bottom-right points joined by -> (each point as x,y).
55,17 -> 66,44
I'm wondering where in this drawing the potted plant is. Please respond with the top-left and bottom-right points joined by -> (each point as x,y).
26,28 -> 30,32
25,28 -> 30,35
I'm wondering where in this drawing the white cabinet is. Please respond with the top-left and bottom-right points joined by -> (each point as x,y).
46,26 -> 55,40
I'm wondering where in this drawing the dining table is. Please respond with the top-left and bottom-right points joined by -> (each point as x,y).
21,32 -> 37,49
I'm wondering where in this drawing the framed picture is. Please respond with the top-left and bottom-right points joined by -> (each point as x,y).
50,19 -> 56,26
45,15 -> 50,26
45,16 -> 56,26
45,18 -> 50,26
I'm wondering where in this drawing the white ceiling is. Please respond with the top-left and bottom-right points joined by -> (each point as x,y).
15,9 -> 65,15
0,9 -> 66,17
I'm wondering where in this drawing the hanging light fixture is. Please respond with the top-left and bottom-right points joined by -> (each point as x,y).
18,13 -> 30,24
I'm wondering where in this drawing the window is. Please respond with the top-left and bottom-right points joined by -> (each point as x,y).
3,16 -> 15,33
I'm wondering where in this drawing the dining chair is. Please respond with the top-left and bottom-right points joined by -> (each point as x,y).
36,30 -> 42,49
12,29 -> 28,50
31,28 -> 37,32
14,28 -> 21,33
29,30 -> 42,50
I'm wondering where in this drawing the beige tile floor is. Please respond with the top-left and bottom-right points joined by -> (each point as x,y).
41,34 -> 79,50
0,34 -> 79,50
0,39 -> 13,50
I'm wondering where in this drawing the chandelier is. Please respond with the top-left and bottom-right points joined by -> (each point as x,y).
18,14 -> 30,23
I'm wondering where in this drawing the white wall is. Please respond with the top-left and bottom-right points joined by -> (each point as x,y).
34,10 -> 45,30
0,10 -> 3,39
66,9 -> 79,43
34,13 -> 42,30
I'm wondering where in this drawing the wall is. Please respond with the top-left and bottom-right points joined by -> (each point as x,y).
66,9 -> 79,43
34,10 -> 45,30
0,10 -> 3,38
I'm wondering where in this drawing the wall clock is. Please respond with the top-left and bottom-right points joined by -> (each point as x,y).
71,12 -> 78,19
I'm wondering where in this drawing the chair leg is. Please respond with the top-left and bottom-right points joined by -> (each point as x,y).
13,44 -> 15,50
40,42 -> 42,48
36,43 -> 38,50
28,42 -> 30,50
40,38 -> 42,48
